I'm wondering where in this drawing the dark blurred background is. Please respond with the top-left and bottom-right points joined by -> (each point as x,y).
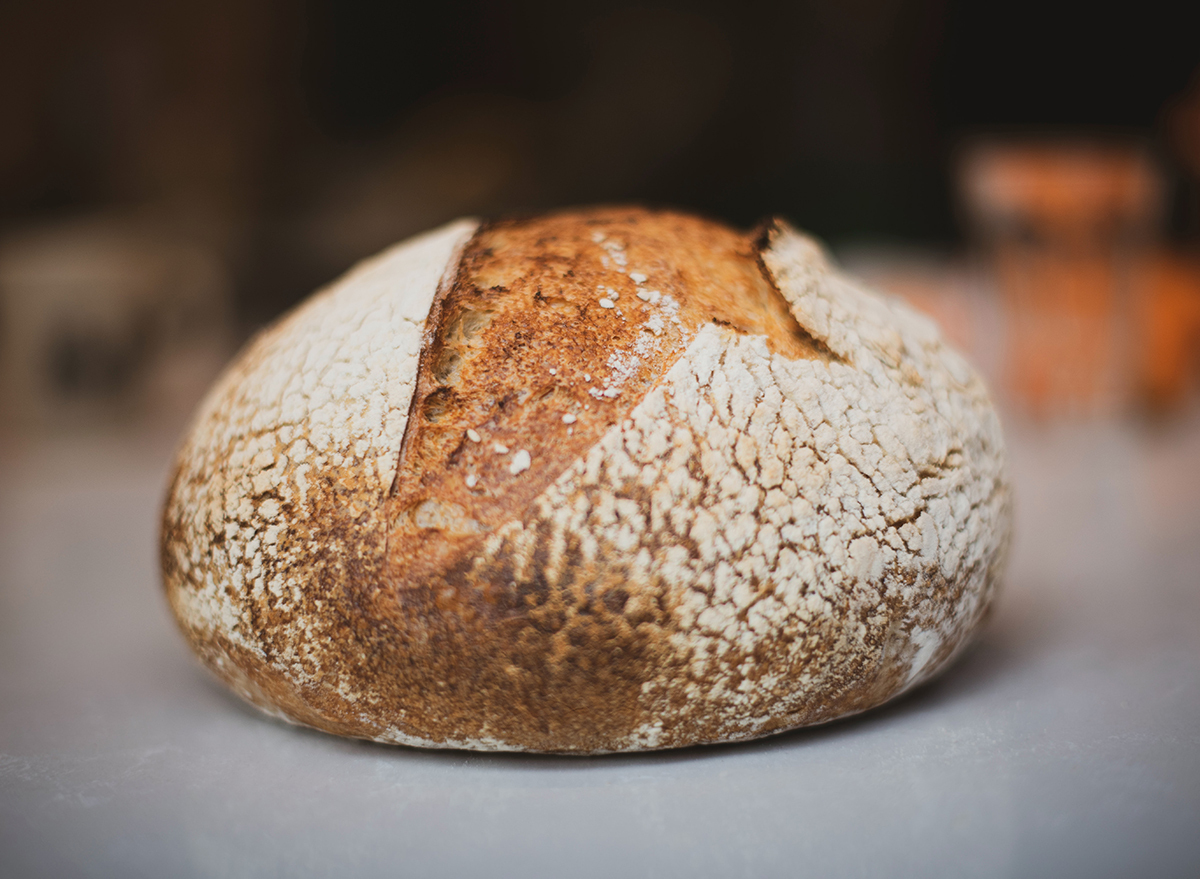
2,0 -> 1199,426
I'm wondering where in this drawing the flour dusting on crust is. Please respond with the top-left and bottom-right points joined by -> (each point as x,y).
161,212 -> 1010,753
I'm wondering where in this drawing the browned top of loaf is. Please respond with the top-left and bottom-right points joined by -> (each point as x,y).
385,206 -> 824,586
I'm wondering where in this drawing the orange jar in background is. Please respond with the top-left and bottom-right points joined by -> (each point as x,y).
959,141 -> 1200,417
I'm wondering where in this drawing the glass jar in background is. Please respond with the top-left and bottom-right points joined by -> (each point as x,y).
959,140 -> 1166,418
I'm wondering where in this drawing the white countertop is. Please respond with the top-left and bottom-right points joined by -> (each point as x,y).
2,412 -> 1198,879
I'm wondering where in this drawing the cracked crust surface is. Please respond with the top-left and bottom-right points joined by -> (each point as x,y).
161,208 -> 1011,753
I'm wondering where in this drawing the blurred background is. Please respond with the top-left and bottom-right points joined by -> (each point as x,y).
1,0 -> 1199,429
2,7 -> 1200,873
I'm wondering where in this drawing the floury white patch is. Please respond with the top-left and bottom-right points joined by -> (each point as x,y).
162,218 -> 478,686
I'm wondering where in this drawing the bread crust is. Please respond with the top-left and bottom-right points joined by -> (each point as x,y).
161,208 -> 1010,752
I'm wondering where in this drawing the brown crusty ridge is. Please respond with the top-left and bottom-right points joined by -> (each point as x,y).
387,209 -> 830,601
161,207 -> 1011,752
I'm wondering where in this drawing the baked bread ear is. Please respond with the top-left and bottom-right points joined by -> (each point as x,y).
161,207 -> 1010,753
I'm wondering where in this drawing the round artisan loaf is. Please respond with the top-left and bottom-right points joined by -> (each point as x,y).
161,207 -> 1011,753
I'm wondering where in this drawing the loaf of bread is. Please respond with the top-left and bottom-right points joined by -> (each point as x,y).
161,207 -> 1010,753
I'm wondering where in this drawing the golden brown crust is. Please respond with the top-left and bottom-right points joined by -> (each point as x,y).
385,207 -> 826,588
355,208 -> 838,750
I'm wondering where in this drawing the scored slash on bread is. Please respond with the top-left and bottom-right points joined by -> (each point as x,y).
161,207 -> 1010,753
